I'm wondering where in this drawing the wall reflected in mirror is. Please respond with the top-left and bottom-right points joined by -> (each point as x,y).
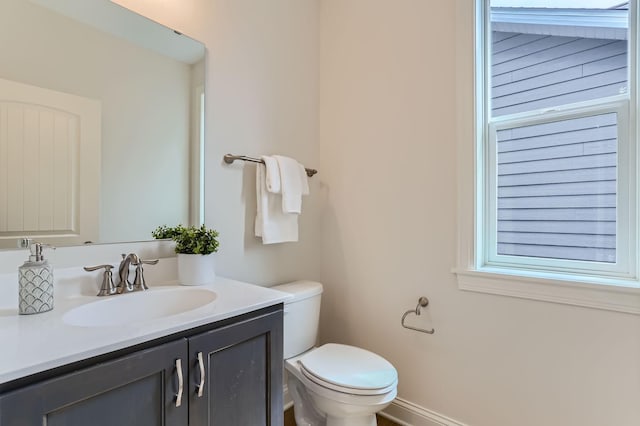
0,0 -> 205,249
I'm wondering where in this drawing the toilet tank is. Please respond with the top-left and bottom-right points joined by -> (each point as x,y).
271,281 -> 323,359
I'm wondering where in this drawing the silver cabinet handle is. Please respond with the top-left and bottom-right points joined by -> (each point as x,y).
175,358 -> 184,407
196,352 -> 205,397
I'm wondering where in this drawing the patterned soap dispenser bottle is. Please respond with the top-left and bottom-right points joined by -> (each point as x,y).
18,239 -> 55,315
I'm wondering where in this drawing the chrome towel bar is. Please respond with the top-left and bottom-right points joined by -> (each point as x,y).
401,296 -> 435,334
223,153 -> 318,177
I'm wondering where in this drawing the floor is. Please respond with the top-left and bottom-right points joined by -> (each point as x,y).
284,407 -> 400,426
376,415 -> 402,426
284,407 -> 296,426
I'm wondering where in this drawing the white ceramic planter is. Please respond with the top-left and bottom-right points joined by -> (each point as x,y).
177,253 -> 216,286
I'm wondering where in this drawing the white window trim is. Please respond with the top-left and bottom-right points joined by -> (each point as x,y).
453,0 -> 640,315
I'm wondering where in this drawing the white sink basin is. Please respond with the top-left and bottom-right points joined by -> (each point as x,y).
62,287 -> 217,327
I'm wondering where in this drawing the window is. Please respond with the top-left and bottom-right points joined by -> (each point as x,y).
454,0 -> 640,313
476,1 -> 637,279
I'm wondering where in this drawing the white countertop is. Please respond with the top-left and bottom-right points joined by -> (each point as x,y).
0,267 -> 291,385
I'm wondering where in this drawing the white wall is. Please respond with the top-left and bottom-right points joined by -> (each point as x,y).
113,0 -> 322,285
319,1 -> 640,426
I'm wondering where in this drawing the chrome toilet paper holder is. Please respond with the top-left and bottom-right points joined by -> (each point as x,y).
401,296 -> 435,335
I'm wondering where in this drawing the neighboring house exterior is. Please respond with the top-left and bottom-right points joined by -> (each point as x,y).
491,6 -> 628,263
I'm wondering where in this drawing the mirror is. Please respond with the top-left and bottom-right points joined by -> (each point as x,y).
0,0 -> 205,249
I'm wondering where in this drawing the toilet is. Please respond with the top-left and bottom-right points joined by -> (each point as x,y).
272,281 -> 398,426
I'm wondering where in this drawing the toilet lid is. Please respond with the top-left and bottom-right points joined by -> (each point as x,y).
298,344 -> 397,395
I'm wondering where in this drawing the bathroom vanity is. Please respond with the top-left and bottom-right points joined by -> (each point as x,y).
0,274 -> 289,426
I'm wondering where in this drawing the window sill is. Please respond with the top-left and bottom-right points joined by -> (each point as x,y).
453,267 -> 640,315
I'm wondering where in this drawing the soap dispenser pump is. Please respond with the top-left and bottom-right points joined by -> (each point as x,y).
18,239 -> 55,315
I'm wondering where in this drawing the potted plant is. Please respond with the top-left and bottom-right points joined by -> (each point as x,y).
152,224 -> 220,286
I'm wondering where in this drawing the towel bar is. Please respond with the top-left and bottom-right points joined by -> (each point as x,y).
223,154 -> 318,177
401,296 -> 435,334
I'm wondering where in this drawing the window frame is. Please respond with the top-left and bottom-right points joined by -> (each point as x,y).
486,101 -> 633,277
453,0 -> 640,314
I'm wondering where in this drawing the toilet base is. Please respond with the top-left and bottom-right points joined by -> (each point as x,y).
308,384 -> 388,426
325,414 -> 377,426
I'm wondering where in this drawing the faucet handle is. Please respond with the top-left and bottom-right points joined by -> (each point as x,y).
83,264 -> 117,296
133,258 -> 159,291
84,264 -> 113,272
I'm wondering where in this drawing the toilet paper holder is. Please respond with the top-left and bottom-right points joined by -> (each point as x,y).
401,297 -> 435,334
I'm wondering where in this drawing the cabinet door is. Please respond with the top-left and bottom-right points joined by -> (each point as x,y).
0,339 -> 188,426
189,309 -> 283,426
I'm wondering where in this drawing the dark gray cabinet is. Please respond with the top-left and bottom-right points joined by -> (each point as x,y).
189,309 -> 283,426
0,305 -> 283,426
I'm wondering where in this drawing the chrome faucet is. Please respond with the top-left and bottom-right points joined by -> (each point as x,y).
117,253 -> 139,293
84,253 -> 159,296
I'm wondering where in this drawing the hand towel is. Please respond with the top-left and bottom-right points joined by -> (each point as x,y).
255,163 -> 299,244
261,155 -> 281,193
273,155 -> 306,214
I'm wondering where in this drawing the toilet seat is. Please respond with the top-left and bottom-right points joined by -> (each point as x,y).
299,364 -> 398,396
286,357 -> 397,407
297,344 -> 398,396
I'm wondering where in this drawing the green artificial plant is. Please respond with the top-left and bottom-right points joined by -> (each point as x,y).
152,224 -> 220,255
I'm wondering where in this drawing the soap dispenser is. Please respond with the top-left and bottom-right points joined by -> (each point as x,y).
18,239 -> 55,315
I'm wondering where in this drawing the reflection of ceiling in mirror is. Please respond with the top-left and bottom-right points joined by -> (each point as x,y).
30,0 -> 204,64
0,0 -> 205,249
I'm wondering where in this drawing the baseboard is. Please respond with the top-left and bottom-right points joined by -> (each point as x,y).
381,398 -> 468,426
283,385 -> 466,426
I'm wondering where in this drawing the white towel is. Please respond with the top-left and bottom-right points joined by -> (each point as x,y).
255,163 -> 298,244
273,155 -> 308,214
261,155 -> 281,193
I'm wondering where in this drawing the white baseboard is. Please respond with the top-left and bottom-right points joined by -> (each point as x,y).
381,398 -> 468,426
283,386 -> 467,426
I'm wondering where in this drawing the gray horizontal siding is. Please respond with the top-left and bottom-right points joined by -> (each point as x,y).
498,126 -> 617,153
499,113 -> 616,140
493,31 -> 518,43
498,220 -> 615,234
498,167 -> 616,186
498,232 -> 615,248
497,244 -> 615,263
498,208 -> 616,221
491,32 -> 627,116
498,180 -> 615,197
498,152 -> 616,175
498,139 -> 616,163
493,82 -> 625,116
492,38 -> 619,81
491,29 -> 623,263
493,40 -> 626,85
493,67 -> 626,109
498,194 -> 615,209
493,35 -> 577,63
